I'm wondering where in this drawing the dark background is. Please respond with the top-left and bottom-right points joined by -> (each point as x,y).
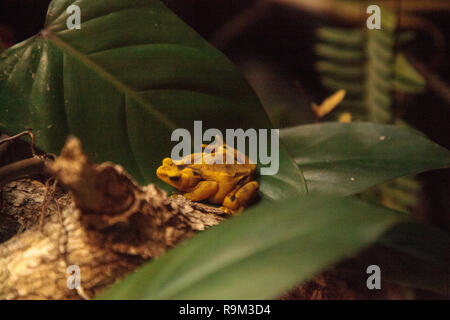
1,0 -> 449,230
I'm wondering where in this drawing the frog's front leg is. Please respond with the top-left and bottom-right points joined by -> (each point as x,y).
183,181 -> 218,202
222,181 -> 259,214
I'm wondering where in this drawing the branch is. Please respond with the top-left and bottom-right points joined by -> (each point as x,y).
0,157 -> 46,185
0,137 -> 225,299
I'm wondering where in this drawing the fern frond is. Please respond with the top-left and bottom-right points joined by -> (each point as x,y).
317,27 -> 364,47
315,6 -> 425,122
315,61 -> 364,79
315,43 -> 365,61
314,8 -> 427,213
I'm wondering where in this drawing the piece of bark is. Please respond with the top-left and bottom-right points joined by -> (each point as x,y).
0,179 -> 71,240
0,138 -> 226,300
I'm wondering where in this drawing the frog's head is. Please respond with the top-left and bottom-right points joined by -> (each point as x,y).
156,158 -> 201,191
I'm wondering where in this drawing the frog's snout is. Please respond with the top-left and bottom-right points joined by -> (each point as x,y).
156,165 -> 166,180
156,158 -> 185,188
157,157 -> 202,191
162,157 -> 173,166
156,159 -> 171,179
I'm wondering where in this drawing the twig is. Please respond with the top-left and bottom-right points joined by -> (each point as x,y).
407,56 -> 450,106
397,16 -> 445,67
0,130 -> 55,185
39,177 -> 57,231
211,0 -> 446,56
272,0 -> 363,24
0,131 -> 38,158
274,0 -> 450,18
53,183 -> 63,225
0,157 -> 47,185
379,0 -> 450,12
211,1 -> 271,49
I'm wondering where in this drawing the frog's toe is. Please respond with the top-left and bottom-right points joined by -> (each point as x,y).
219,206 -> 243,215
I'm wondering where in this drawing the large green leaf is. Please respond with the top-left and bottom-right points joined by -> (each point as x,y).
99,195 -> 401,299
280,122 -> 450,195
0,0 -> 307,199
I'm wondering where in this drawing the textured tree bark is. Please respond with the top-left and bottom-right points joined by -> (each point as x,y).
0,137 -> 226,299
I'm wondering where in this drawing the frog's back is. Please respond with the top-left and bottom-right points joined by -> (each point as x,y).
175,143 -> 257,178
204,146 -> 256,174
199,162 -> 256,177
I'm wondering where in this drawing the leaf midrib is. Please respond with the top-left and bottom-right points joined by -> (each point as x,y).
42,29 -> 177,130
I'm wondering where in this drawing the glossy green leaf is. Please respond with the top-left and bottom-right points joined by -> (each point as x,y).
280,122 -> 450,195
0,0 -> 306,198
99,195 -> 401,299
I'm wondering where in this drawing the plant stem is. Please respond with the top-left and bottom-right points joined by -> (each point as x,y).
0,157 -> 47,185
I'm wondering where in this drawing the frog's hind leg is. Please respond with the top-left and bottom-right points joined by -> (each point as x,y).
222,181 -> 259,214
183,181 -> 218,202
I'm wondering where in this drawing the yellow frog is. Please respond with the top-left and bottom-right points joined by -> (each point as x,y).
156,142 -> 259,214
